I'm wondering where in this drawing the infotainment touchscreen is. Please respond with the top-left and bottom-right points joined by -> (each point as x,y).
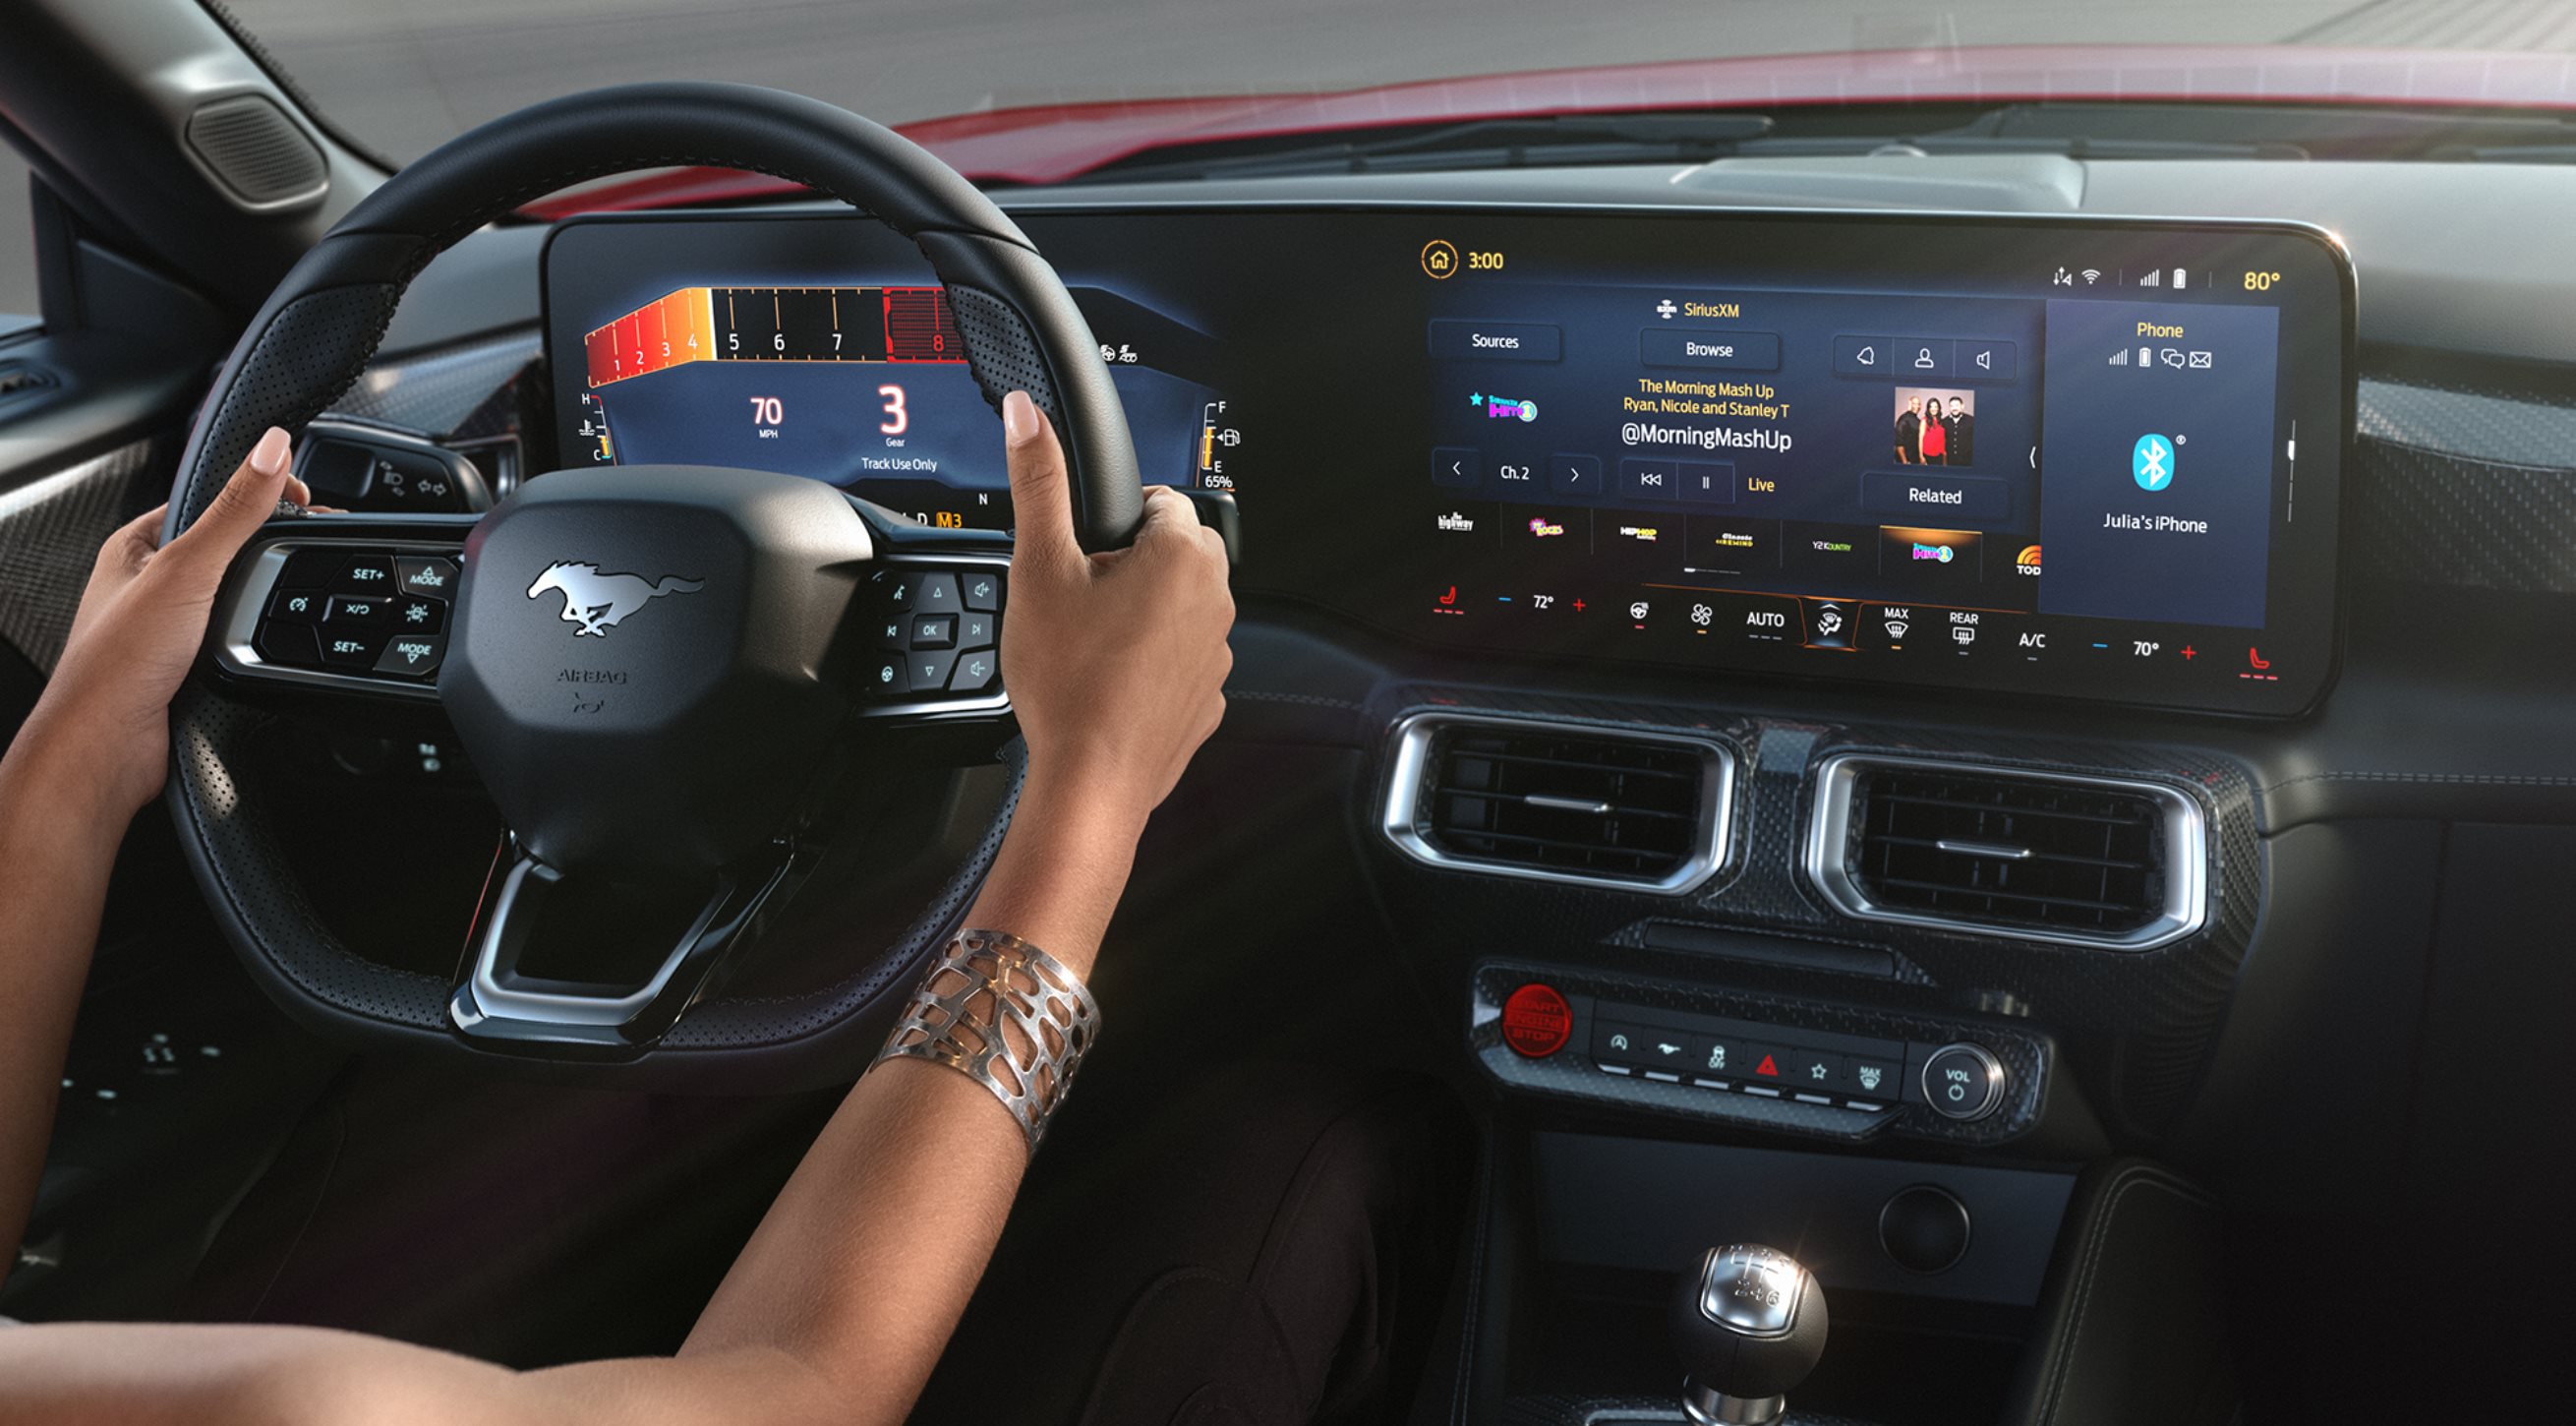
546,208 -> 2349,716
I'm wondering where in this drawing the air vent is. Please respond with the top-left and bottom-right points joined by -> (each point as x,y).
1381,715 -> 1733,892
1806,755 -> 2206,949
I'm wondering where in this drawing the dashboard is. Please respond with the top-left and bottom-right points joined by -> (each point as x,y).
543,206 -> 2351,717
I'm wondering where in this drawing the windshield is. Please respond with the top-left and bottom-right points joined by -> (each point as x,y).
223,0 -> 2576,167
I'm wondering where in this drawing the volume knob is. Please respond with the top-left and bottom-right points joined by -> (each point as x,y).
1920,1042 -> 2006,1122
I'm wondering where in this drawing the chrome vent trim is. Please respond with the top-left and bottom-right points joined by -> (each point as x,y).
1803,753 -> 2208,952
1379,713 -> 1735,895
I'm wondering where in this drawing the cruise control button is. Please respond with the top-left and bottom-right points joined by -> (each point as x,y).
907,648 -> 957,690
909,614 -> 957,649
319,628 -> 388,667
865,655 -> 909,698
912,573 -> 961,615
389,595 -> 445,633
332,554 -> 397,595
374,633 -> 445,678
962,570 -> 1002,612
395,557 -> 459,598
1590,1019 -> 1654,1065
949,649 -> 998,693
266,588 -> 324,624
254,622 -> 321,667
958,612 -> 996,650
324,594 -> 391,625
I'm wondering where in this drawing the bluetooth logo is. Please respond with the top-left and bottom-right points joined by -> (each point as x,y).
2133,433 -> 2176,492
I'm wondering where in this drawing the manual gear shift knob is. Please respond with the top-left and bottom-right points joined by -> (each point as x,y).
1669,1244 -> 1829,1426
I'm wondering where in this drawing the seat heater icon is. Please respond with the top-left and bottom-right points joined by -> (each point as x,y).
2133,434 -> 2175,492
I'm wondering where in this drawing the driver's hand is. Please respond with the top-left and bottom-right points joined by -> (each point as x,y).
29,427 -> 306,819
998,390 -> 1231,828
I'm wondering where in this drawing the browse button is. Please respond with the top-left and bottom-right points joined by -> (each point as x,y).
1860,470 -> 2013,523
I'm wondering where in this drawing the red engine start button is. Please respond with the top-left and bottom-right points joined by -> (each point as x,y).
1501,982 -> 1572,1058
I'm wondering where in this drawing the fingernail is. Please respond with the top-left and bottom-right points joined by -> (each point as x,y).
249,427 -> 291,477
1002,391 -> 1039,447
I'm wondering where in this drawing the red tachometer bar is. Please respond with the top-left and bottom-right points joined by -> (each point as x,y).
584,285 -> 966,387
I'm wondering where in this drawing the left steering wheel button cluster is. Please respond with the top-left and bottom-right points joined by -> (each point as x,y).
250,545 -> 455,685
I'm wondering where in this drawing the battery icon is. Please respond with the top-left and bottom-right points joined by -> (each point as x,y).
2138,345 -> 2152,369
2173,267 -> 2187,289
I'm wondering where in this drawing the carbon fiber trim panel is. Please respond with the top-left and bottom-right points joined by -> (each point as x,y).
2352,434 -> 2576,594
0,438 -> 167,672
2357,376 -> 2576,469
1472,961 -> 2051,1147
1368,686 -> 2260,1139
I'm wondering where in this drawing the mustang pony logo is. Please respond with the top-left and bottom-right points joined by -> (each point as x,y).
525,563 -> 703,637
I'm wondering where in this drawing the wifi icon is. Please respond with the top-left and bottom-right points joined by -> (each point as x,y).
2081,268 -> 2102,285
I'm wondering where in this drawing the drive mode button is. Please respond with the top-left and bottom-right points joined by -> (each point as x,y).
1860,470 -> 2013,522
1428,320 -> 1562,362
1641,328 -> 1782,371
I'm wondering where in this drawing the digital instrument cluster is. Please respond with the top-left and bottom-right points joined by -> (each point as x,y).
545,207 -> 2348,715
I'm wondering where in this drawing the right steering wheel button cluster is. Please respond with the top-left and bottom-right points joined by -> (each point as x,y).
863,564 -> 1002,701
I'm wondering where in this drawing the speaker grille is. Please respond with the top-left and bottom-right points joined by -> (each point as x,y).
185,95 -> 326,208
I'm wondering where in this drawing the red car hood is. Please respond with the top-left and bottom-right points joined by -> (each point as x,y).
525,41 -> 2576,217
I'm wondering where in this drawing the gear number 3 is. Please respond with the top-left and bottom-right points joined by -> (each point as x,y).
878,384 -> 908,437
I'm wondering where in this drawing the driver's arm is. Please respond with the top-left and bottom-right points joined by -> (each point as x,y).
0,393 -> 1235,1426
0,428 -> 304,1268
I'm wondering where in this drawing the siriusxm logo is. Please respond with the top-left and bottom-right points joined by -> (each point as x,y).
2134,433 -> 2176,492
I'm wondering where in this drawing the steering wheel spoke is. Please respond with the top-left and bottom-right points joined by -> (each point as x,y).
210,514 -> 477,701
448,836 -> 805,1053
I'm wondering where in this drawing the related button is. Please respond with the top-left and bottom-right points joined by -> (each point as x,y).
395,556 -> 459,598
1860,471 -> 2013,522
1617,458 -> 1678,502
1548,452 -> 1603,497
323,594 -> 391,625
1428,319 -> 1563,362
912,573 -> 961,615
961,570 -> 1003,612
332,555 -> 397,595
865,654 -> 909,698
958,611 -> 997,650
1832,335 -> 1894,376
1640,327 -> 1783,371
1956,340 -> 2017,380
254,622 -> 321,667
318,628 -> 388,668
1500,982 -> 1573,1058
374,633 -> 446,679
1432,446 -> 1483,491
907,647 -> 958,690
910,614 -> 957,649
389,595 -> 445,633
1900,339 -> 1954,376
948,648 -> 998,694
266,588 -> 323,624
1676,460 -> 1736,505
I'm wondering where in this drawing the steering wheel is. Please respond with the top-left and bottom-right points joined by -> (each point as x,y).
162,83 -> 1142,1087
